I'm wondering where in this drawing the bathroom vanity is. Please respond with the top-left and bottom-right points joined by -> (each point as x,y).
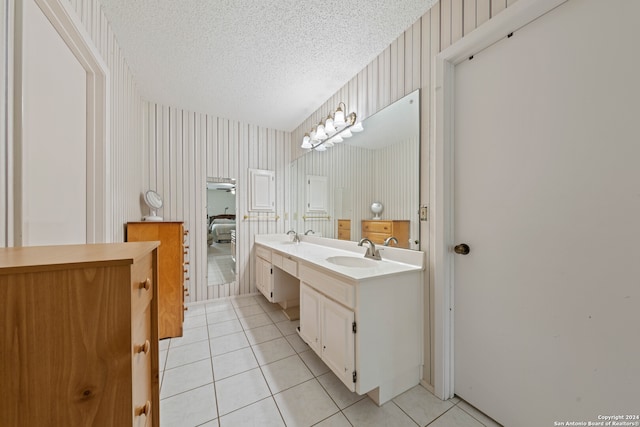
254,234 -> 424,405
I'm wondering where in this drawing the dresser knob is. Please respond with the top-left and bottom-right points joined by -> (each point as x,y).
136,340 -> 150,354
184,306 -> 188,311
136,400 -> 151,416
139,278 -> 151,291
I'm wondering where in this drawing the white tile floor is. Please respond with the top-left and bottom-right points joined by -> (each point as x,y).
159,293 -> 501,427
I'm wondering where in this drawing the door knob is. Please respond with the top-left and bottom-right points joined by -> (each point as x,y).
454,243 -> 470,255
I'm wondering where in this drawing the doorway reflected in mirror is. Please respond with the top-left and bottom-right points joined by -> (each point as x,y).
206,177 -> 236,286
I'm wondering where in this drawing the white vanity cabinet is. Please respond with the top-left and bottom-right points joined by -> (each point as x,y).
255,245 -> 299,304
254,235 -> 424,405
300,282 -> 356,391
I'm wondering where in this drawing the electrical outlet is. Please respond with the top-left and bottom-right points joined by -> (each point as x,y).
419,205 -> 428,221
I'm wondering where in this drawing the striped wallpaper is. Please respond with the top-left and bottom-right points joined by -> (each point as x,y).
142,103 -> 292,303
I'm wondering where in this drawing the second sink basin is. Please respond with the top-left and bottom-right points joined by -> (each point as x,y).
326,256 -> 378,268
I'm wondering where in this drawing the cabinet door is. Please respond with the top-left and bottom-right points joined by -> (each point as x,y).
249,168 -> 275,212
256,257 -> 273,301
305,175 -> 328,213
321,298 -> 356,392
299,283 -> 322,355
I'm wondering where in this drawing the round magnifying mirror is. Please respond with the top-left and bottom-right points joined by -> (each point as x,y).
143,190 -> 163,221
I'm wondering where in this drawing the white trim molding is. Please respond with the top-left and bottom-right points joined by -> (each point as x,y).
429,0 -> 567,400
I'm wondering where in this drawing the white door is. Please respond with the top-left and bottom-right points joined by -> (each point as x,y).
452,1 -> 640,425
21,0 -> 87,245
299,283 -> 321,355
321,297 -> 355,392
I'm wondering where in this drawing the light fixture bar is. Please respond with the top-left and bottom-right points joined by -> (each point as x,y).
301,102 -> 361,151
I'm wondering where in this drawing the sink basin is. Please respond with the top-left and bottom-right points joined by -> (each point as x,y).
279,241 -> 298,245
326,256 -> 378,268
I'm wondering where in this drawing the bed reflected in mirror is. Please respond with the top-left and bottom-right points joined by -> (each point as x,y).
206,177 -> 236,286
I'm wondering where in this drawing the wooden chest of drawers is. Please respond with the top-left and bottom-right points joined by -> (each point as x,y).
0,242 -> 160,427
361,220 -> 410,248
127,221 -> 186,339
337,219 -> 351,240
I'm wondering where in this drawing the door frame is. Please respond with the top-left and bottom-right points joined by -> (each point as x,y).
11,0 -> 109,245
429,0 -> 566,400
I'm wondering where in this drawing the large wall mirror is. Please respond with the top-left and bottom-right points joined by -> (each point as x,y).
206,177 -> 237,286
290,89 -> 420,249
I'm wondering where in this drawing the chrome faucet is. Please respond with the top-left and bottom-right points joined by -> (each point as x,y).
358,238 -> 382,260
304,229 -> 314,235
286,229 -> 300,243
383,236 -> 398,246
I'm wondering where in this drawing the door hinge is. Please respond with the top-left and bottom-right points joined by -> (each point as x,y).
352,371 -> 357,383
352,322 -> 357,333
270,292 -> 273,298
270,268 -> 273,274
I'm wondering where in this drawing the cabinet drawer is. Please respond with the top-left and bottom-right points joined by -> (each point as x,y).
271,252 -> 283,269
282,257 -> 298,277
132,303 -> 153,425
362,221 -> 392,233
132,253 -> 153,313
362,232 -> 387,245
337,229 -> 351,240
256,246 -> 271,262
338,220 -> 350,230
299,264 -> 354,309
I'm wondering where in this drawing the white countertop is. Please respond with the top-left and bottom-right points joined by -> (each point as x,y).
255,234 -> 425,282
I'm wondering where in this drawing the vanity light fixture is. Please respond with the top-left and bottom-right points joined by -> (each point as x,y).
301,102 -> 363,151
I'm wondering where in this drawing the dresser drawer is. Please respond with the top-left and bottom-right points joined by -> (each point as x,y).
337,229 -> 351,240
362,232 -> 388,245
132,303 -> 153,426
362,221 -> 392,233
337,220 -> 350,230
132,253 -> 153,313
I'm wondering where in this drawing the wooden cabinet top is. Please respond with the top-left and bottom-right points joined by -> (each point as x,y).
0,242 -> 159,274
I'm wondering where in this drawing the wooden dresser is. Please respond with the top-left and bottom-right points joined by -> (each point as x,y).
0,242 -> 160,427
127,221 -> 187,339
337,219 -> 351,240
361,220 -> 410,248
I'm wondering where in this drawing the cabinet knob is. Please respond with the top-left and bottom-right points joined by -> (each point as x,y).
136,340 -> 150,354
183,261 -> 190,265
140,278 -> 151,291
184,306 -> 188,311
136,401 -> 151,417
184,269 -> 188,274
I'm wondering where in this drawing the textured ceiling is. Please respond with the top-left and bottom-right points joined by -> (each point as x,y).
98,0 -> 437,131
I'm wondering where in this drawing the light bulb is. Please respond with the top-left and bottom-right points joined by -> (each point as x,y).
351,122 -> 363,132
325,116 -> 336,134
334,106 -> 346,129
316,123 -> 327,140
301,133 -> 312,149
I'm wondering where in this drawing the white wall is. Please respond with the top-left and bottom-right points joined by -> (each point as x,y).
207,189 -> 235,217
